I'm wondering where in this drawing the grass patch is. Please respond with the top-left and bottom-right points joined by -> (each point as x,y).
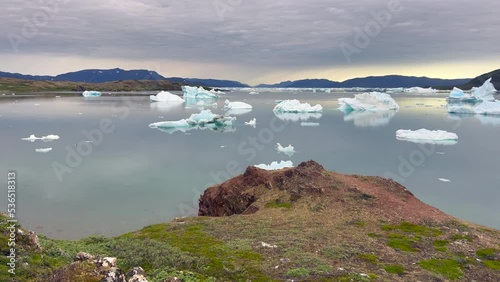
476,248 -> 497,260
367,233 -> 381,238
387,233 -> 419,252
357,253 -> 378,263
287,267 -> 310,278
482,260 -> 500,270
381,222 -> 442,237
418,259 -> 464,280
433,240 -> 449,252
384,264 -> 405,275
265,199 -> 292,209
450,234 -> 473,242
320,245 -> 362,260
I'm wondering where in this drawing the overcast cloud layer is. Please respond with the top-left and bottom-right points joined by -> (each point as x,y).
1,0 -> 499,84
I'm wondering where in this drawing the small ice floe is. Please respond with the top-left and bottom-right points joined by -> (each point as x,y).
260,242 -> 278,249
245,118 -> 257,127
150,91 -> 184,103
436,152 -> 446,155
300,122 -> 320,127
220,146 -> 226,148
249,91 -> 259,95
55,96 -> 61,98
22,134 -> 60,142
78,113 -> 83,115
34,104 -> 40,106
82,91 -> 102,97
254,160 -> 294,170
35,148 -> 52,153
85,141 -> 94,143
396,129 -> 458,145
224,99 -> 252,110
276,143 -> 296,157
439,178 -> 451,183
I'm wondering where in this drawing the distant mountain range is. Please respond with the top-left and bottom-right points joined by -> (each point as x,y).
256,76 -> 471,88
1,68 -> 499,89
0,68 -> 250,88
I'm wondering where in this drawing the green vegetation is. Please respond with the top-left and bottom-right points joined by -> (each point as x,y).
418,259 -> 464,280
265,199 -> 292,209
384,264 -> 405,275
476,248 -> 497,260
286,267 -> 310,278
482,260 -> 500,270
387,233 -> 419,252
320,245 -> 361,260
381,222 -> 442,237
357,253 -> 378,263
450,234 -> 473,242
433,240 -> 449,252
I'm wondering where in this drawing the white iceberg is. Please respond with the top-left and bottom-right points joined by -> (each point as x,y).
22,134 -> 60,142
438,178 -> 451,183
149,109 -> 235,134
338,92 -> 399,112
182,86 -> 218,99
150,91 -> 184,103
245,118 -> 256,127
273,99 -> 323,113
35,148 -> 52,153
254,160 -> 294,171
224,100 -> 252,110
396,129 -> 458,145
471,78 -> 496,102
447,101 -> 500,115
276,143 -> 296,157
82,91 -> 102,97
226,108 -> 253,116
300,122 -> 320,127
448,87 -> 474,102
249,91 -> 259,95
404,87 -> 438,94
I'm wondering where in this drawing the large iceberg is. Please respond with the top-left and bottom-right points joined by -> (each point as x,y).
273,99 -> 323,113
396,129 -> 458,145
150,91 -> 184,103
224,100 -> 252,109
448,79 -> 497,102
82,91 -> 102,97
149,109 -> 235,134
182,86 -> 219,99
254,160 -> 294,171
338,92 -> 399,112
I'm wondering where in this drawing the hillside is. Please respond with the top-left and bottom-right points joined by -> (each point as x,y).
0,77 -> 182,93
458,69 -> 500,90
1,161 -> 498,281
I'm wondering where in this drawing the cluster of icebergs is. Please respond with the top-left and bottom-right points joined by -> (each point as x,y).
447,79 -> 499,115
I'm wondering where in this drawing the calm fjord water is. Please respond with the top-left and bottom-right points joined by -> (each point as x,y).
1,91 -> 499,239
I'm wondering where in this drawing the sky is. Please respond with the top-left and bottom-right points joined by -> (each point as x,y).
1,0 -> 499,85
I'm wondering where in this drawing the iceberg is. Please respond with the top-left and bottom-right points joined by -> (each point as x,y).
226,108 -> 253,116
35,148 -> 53,153
182,86 -> 218,99
21,134 -> 60,142
249,91 -> 259,95
471,78 -> 496,102
224,100 -> 252,109
448,87 -> 474,102
245,118 -> 257,127
396,129 -> 458,145
254,160 -> 294,171
273,99 -> 323,113
82,91 -> 102,97
438,178 -> 451,183
276,143 -> 296,157
300,122 -> 320,127
149,109 -> 235,134
338,92 -> 399,112
150,91 -> 184,103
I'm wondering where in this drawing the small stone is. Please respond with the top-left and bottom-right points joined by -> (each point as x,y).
76,252 -> 95,261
